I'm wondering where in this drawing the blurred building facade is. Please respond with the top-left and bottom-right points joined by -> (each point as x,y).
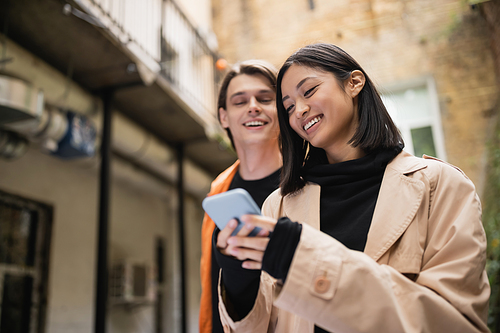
1,1 -> 498,333
0,1 -> 235,333
213,0 -> 498,196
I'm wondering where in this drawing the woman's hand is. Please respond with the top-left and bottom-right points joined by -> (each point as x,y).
216,214 -> 277,270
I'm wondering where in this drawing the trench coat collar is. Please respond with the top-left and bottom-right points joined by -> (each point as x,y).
364,151 -> 427,261
282,151 -> 427,262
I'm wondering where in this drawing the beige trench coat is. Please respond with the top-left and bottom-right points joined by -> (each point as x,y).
218,151 -> 490,333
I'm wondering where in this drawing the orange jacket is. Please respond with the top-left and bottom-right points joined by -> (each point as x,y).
199,160 -> 240,333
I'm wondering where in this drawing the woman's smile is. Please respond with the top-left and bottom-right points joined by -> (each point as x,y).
303,114 -> 323,132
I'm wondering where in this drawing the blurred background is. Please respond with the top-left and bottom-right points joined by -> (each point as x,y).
0,0 -> 498,332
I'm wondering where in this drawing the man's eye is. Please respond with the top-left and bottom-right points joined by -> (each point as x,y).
304,85 -> 318,97
260,98 -> 273,104
234,100 -> 247,106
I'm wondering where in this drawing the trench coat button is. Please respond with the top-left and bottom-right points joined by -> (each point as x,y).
314,276 -> 331,294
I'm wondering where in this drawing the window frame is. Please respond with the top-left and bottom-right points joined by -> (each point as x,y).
0,190 -> 52,333
381,76 -> 447,161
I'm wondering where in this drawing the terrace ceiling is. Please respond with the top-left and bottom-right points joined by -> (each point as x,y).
0,0 -> 236,177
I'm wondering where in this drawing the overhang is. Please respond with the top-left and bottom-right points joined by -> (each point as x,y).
0,0 -> 236,177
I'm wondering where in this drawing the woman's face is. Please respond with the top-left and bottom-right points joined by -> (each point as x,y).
281,64 -> 364,163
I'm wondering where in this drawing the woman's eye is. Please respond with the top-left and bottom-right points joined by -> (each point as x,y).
285,104 -> 295,114
304,85 -> 318,97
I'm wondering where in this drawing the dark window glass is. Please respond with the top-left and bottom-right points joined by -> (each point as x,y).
133,265 -> 147,297
0,204 -> 38,266
1,274 -> 33,333
411,126 -> 437,157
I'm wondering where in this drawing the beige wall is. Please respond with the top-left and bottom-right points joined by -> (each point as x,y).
0,148 -> 99,332
184,195 -> 204,332
108,172 -> 170,333
177,0 -> 213,30
0,145 -> 204,333
212,0 -> 498,193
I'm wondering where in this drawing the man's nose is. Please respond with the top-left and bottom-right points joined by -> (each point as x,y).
248,96 -> 261,113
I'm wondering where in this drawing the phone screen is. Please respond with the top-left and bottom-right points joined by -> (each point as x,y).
202,188 -> 262,236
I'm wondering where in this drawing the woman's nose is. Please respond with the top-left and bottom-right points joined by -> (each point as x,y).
295,101 -> 309,118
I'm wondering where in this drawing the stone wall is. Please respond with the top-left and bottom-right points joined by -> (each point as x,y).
212,0 -> 498,192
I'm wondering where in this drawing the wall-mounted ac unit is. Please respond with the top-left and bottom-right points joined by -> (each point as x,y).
0,74 -> 43,125
109,261 -> 156,305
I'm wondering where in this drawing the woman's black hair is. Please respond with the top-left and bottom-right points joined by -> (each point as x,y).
277,43 -> 403,196
217,60 -> 278,149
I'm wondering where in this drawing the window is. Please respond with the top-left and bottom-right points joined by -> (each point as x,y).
381,77 -> 447,160
0,190 -> 52,333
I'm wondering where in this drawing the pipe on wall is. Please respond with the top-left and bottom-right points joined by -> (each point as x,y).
111,112 -> 212,199
3,104 -> 68,152
1,37 -> 214,199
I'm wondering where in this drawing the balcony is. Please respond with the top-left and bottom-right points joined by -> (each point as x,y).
0,0 -> 235,176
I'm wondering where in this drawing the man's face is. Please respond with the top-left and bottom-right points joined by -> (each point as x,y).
219,74 -> 279,152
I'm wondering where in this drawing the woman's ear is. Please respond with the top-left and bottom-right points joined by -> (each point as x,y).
348,70 -> 365,98
219,107 -> 229,129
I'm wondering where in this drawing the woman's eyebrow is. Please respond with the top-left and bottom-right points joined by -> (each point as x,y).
282,77 -> 314,102
297,77 -> 312,90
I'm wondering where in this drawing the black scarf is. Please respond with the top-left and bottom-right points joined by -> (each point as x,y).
304,146 -> 401,251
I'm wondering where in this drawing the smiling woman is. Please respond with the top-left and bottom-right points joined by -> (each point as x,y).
214,43 -> 490,333
281,65 -> 364,165
276,44 -> 402,196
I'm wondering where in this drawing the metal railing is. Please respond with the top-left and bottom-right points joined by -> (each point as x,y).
85,0 -> 219,118
162,0 -> 218,117
86,0 -> 162,61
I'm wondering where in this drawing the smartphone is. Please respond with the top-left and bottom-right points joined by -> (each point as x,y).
202,188 -> 263,236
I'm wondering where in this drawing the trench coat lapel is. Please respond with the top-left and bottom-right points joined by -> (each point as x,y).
364,152 -> 427,261
283,184 -> 321,230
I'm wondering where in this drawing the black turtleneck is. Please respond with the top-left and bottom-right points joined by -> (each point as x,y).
304,147 -> 401,251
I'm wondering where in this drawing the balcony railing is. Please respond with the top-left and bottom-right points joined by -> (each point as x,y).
79,0 -> 219,122
162,0 -> 217,119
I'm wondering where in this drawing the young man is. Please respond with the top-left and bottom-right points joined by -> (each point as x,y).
199,60 -> 281,333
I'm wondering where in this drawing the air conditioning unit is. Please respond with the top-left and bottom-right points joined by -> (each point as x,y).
0,74 -> 43,125
109,261 -> 156,305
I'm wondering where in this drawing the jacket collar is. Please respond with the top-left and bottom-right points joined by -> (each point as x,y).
282,151 -> 427,261
364,151 -> 427,261
208,160 -> 240,196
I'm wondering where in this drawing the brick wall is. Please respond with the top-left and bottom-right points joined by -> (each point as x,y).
212,0 -> 498,192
